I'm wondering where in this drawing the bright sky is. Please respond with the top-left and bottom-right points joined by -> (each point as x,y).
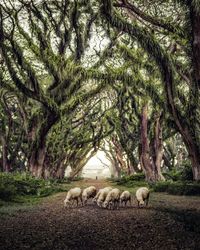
65,150 -> 111,179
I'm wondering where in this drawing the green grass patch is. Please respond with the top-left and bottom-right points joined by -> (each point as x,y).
0,173 -> 76,216
109,174 -> 149,195
0,172 -> 69,200
152,181 -> 200,196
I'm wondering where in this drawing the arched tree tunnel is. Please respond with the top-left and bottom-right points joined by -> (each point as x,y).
0,0 -> 200,181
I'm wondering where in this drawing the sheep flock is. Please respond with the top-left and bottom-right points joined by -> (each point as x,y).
64,186 -> 150,210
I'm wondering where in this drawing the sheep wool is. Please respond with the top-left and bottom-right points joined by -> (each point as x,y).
135,187 -> 150,207
103,188 -> 121,209
82,186 -> 97,205
97,187 -> 112,207
64,187 -> 82,208
93,188 -> 103,203
120,191 -> 131,207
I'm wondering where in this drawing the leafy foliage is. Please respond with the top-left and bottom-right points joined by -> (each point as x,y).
152,181 -> 200,195
0,172 -> 65,201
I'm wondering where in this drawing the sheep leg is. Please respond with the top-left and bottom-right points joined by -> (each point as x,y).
80,196 -> 83,206
75,198 -> 78,207
129,198 -> 132,207
70,199 -> 74,208
125,201 -> 127,207
116,201 -> 119,209
112,201 -> 115,210
145,197 -> 149,207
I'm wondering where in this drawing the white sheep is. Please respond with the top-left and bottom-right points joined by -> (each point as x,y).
135,187 -> 150,207
92,188 -> 103,204
103,188 -> 121,210
120,191 -> 131,207
96,187 -> 113,207
82,186 -> 97,205
64,187 -> 82,208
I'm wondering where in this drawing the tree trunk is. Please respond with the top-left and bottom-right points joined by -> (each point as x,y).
0,135 -> 10,172
70,149 -> 96,179
103,141 -> 122,178
190,5 -> 200,87
54,164 -> 66,179
163,153 -> 173,170
110,158 -> 121,178
190,154 -> 200,181
140,105 -> 155,182
28,112 -> 59,178
45,155 -> 67,179
183,135 -> 200,181
112,136 -> 128,174
187,4 -> 200,180
29,145 -> 46,178
119,136 -> 141,173
153,113 -> 165,181
127,159 -> 135,175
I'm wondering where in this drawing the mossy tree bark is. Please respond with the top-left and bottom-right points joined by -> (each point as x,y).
101,0 -> 200,180
0,1 -> 109,178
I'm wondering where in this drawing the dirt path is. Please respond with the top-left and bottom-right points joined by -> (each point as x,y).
0,179 -> 200,250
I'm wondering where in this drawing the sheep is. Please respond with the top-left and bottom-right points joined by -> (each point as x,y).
103,188 -> 121,210
135,187 -> 150,207
120,191 -> 131,207
64,187 -> 82,208
96,187 -> 113,207
92,188 -> 103,204
82,186 -> 97,205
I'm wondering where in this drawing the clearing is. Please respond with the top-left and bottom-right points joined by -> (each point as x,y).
0,179 -> 200,250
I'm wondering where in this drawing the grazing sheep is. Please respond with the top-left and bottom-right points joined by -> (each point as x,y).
97,187 -> 113,207
135,187 -> 150,207
64,187 -> 82,208
103,188 -> 121,210
82,186 -> 97,205
120,191 -> 131,207
92,188 -> 103,204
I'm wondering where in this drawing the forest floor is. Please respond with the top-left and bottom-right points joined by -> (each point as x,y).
0,179 -> 200,250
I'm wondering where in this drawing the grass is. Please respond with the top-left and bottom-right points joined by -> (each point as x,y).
0,195 -> 42,215
152,181 -> 200,196
108,174 -> 150,195
0,172 -> 76,216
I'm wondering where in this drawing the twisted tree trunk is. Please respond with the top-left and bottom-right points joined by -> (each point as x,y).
0,135 -> 10,172
152,113 -> 165,181
112,136 -> 128,174
140,105 -> 155,182
28,112 -> 59,178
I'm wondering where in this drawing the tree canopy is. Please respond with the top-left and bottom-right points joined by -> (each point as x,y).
0,0 -> 200,181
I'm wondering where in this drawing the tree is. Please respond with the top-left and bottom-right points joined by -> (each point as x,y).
0,0 -> 107,177
100,0 -> 200,180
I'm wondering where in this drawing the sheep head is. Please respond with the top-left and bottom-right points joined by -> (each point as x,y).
64,199 -> 70,208
103,200 -> 108,208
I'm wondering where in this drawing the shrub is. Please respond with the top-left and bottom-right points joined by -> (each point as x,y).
153,181 -> 200,196
152,181 -> 170,192
179,165 -> 193,181
128,173 -> 145,181
0,172 -> 65,201
163,161 -> 193,182
113,173 -> 147,188
163,170 -> 181,181
0,183 -> 17,201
